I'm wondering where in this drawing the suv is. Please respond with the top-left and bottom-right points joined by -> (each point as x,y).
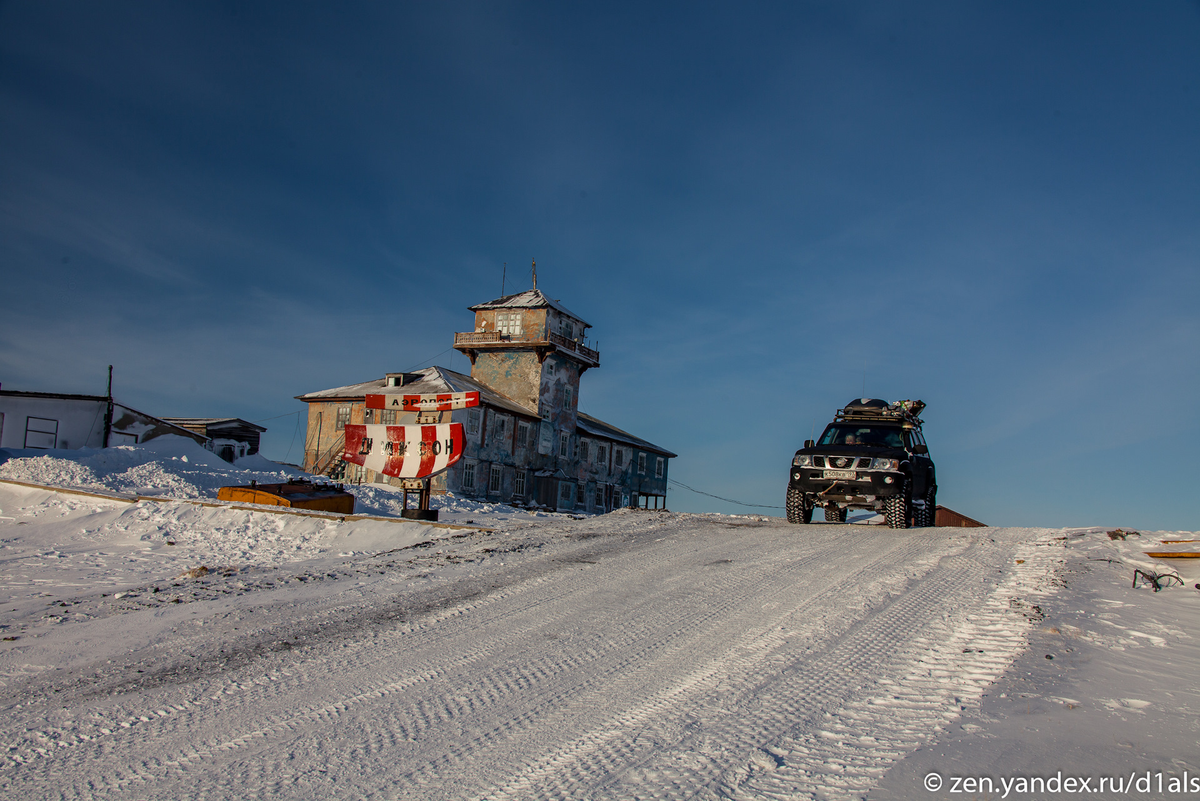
786,398 -> 936,529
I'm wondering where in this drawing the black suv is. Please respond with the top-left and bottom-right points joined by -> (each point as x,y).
786,398 -> 936,529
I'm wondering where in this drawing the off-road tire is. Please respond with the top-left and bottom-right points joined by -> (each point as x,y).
917,486 -> 937,527
885,478 -> 911,529
825,505 -> 847,523
786,486 -> 813,524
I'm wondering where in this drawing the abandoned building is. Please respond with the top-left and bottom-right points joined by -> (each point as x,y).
0,388 -> 207,450
297,289 -> 675,512
161,418 -> 267,463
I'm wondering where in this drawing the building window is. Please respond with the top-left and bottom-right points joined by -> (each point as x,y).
467,408 -> 481,435
559,432 -> 570,457
381,409 -> 397,425
559,481 -> 576,508
596,444 -> 607,465
595,486 -> 603,509
335,406 -> 351,430
517,421 -> 530,449
514,470 -> 526,497
462,461 -> 476,490
615,448 -> 624,467
495,415 -> 508,439
580,440 -> 589,462
638,452 -> 647,474
656,457 -> 664,478
496,311 -> 522,336
489,464 -> 503,493
564,386 -> 573,409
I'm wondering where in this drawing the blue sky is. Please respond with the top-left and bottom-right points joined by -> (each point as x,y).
2,1 -> 1198,528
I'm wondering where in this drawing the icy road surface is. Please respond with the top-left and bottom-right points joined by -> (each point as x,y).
0,508 -> 1066,800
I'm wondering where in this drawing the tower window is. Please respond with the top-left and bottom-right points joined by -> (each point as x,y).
335,406 -> 351,430
496,312 -> 522,336
559,432 -> 570,457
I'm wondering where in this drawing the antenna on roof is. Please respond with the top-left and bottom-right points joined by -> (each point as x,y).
501,262 -> 506,296
531,258 -> 537,290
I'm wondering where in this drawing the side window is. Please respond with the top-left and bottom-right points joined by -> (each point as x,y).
637,452 -> 647,474
615,448 -> 624,467
559,432 -> 570,457
335,406 -> 351,430
462,461 -> 476,490
514,470 -> 526,497
596,444 -> 607,465
656,457 -> 664,478
467,408 -> 481,435
489,464 -> 503,492
580,440 -> 589,461
517,421 -> 530,449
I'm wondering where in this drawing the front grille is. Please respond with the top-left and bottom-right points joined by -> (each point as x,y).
814,456 -> 825,468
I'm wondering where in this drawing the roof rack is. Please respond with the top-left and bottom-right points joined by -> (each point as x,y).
834,398 -> 926,427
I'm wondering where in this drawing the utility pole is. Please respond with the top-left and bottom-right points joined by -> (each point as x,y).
102,365 -> 114,448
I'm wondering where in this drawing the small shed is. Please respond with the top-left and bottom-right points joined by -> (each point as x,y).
934,505 -> 987,527
162,418 -> 267,462
217,479 -> 355,514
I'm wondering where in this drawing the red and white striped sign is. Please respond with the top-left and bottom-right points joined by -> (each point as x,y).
342,423 -> 464,479
365,392 -> 479,413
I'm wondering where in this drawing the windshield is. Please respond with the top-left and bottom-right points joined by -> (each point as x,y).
817,424 -> 904,448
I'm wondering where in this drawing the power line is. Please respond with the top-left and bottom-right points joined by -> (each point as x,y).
249,412 -> 302,424
668,479 -> 784,509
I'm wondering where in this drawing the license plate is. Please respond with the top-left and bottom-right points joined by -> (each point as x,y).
823,469 -> 856,480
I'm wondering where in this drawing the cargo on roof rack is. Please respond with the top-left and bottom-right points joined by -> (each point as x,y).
835,398 -> 926,427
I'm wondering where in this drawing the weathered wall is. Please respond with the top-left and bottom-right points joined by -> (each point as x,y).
470,351 -> 544,411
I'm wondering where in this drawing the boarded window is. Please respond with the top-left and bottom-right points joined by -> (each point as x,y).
335,406 -> 351,430
489,464 -> 503,493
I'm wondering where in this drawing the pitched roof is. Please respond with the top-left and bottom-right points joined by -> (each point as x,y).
295,367 -> 537,418
296,369 -> 675,458
468,289 -> 590,328
160,417 -> 268,433
577,412 -> 677,458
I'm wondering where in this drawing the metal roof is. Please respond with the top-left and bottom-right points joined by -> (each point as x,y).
576,412 -> 677,458
468,289 -> 590,328
160,417 -> 268,433
295,367 -> 537,418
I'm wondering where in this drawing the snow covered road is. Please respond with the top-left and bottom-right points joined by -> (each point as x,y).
0,510 -> 1064,800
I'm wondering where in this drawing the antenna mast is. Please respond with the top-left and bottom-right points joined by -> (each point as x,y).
501,262 -> 507,296
531,258 -> 537,290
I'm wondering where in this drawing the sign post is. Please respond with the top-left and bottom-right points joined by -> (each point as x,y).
341,391 -> 480,521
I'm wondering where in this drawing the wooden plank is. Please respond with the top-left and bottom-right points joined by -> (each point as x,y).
1144,551 -> 1200,559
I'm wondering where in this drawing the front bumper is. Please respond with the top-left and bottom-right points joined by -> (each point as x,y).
788,468 -> 906,501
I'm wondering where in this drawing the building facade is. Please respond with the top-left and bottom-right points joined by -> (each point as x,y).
0,390 -> 207,451
296,290 -> 675,512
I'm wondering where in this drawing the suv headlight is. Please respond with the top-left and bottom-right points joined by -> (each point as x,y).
793,454 -> 812,467
870,457 -> 899,470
